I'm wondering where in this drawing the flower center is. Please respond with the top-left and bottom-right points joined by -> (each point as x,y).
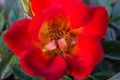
40,18 -> 76,58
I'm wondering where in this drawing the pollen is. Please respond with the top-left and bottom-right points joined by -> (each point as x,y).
39,17 -> 77,58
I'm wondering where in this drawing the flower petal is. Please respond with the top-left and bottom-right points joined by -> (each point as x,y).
3,19 -> 34,56
51,0 -> 87,29
20,48 -> 67,80
80,6 -> 108,39
31,0 -> 50,14
31,0 -> 87,29
28,6 -> 65,41
65,37 -> 104,79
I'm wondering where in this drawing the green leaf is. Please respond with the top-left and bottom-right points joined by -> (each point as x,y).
21,0 -> 30,13
0,46 -> 4,53
97,0 -> 111,17
21,0 -> 33,18
0,52 -> 13,78
86,75 -> 98,80
93,71 -> 115,80
0,46 -> 4,64
110,16 -> 120,22
0,56 -> 18,79
11,64 -> 34,80
4,0 -> 15,13
83,0 -> 90,5
116,31 -> 120,41
112,0 -> 120,17
8,0 -> 24,25
111,19 -> 120,30
99,60 -> 113,72
104,27 -> 116,41
61,75 -> 73,80
0,65 -> 12,79
108,0 -> 115,4
0,10 -> 4,31
0,36 -> 7,48
32,77 -> 42,80
102,41 -> 120,61
110,12 -> 120,30
108,72 -> 120,80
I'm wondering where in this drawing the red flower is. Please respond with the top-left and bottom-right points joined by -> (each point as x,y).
3,0 -> 108,80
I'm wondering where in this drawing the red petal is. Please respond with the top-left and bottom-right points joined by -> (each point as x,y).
20,48 -> 67,80
31,0 -> 87,29
80,6 -> 108,39
28,7 -> 65,41
3,19 -> 34,56
31,0 -> 50,14
51,0 -> 87,29
65,37 -> 104,79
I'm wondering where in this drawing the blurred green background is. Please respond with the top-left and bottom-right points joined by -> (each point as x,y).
0,0 -> 120,80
